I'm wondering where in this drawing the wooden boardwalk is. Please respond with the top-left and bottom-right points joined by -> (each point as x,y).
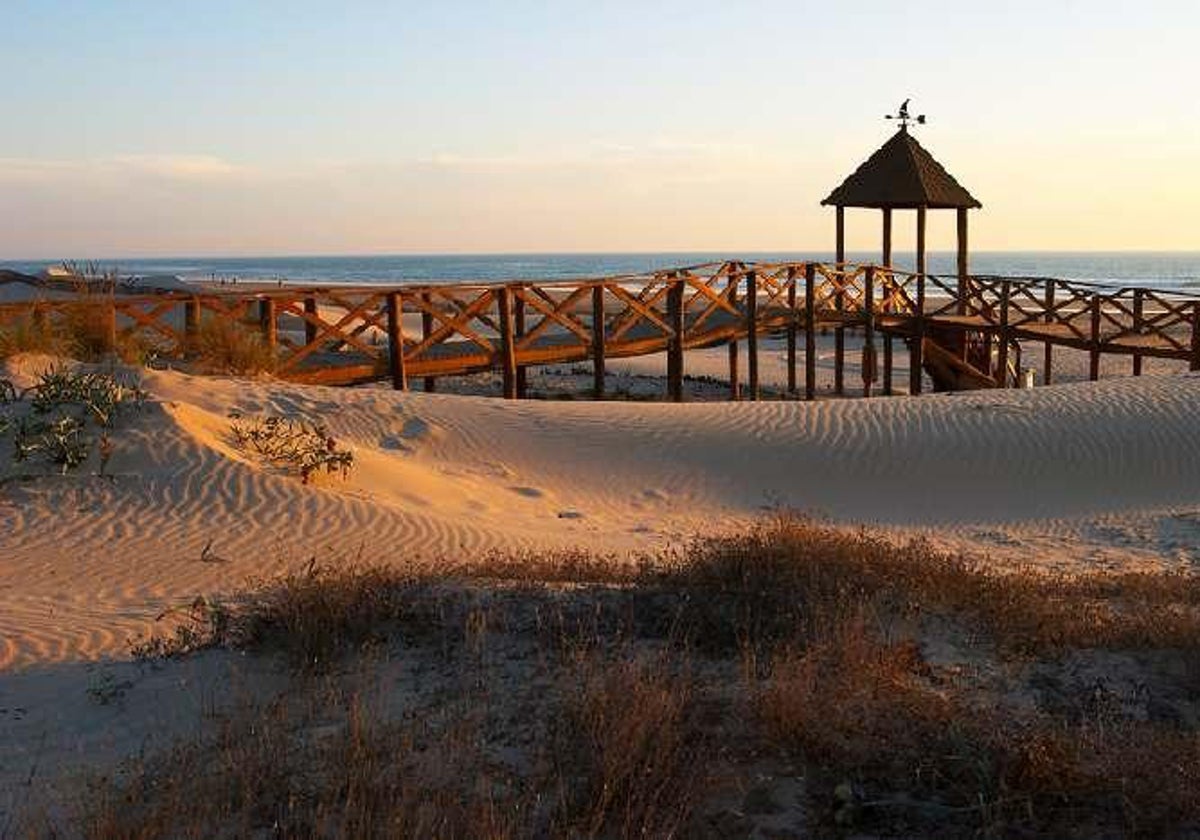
3,261 -> 1198,399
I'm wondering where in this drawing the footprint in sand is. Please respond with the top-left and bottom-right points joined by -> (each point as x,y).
509,486 -> 545,499
640,488 -> 669,503
557,510 -> 585,520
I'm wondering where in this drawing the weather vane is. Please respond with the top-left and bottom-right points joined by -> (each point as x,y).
885,98 -> 926,130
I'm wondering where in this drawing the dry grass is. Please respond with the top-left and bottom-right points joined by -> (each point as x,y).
68,516 -> 1200,838
186,315 -> 276,375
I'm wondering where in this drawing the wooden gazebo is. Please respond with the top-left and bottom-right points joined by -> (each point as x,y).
822,120 -> 980,394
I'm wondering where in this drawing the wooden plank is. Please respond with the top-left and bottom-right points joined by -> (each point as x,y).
996,279 -> 1011,388
804,262 -> 816,400
592,284 -> 606,398
386,292 -> 407,391
786,267 -> 797,395
497,286 -> 518,399
667,278 -> 684,402
862,266 -> 875,397
746,269 -> 759,401
1132,288 -> 1144,376
1043,281 -> 1055,385
514,285 -> 527,398
727,271 -> 740,401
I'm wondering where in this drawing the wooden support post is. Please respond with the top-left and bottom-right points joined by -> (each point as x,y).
386,291 -> 407,391
421,293 -> 436,393
592,284 -> 606,398
258,298 -> 276,352
804,263 -> 817,400
910,207 -> 927,395
103,300 -> 118,354
786,267 -> 798,396
1132,288 -> 1144,376
497,287 -> 518,399
1089,294 -> 1102,381
834,206 -> 846,396
996,280 -> 1011,388
862,266 -> 876,397
184,297 -> 200,354
956,207 -> 969,316
727,271 -> 740,401
304,296 -> 319,345
667,278 -> 684,402
746,270 -> 759,401
1043,281 -> 1055,386
881,208 -> 893,396
514,285 -> 528,398
1192,303 -> 1200,372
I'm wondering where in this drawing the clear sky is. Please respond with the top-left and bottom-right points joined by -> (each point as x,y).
1,0 -> 1196,258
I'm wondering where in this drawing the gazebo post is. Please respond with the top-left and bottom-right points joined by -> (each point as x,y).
910,204 -> 927,395
881,208 -> 893,395
956,207 -> 969,316
835,206 -> 846,395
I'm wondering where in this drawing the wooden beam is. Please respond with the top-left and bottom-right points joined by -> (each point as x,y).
1192,302 -> 1200,372
514,284 -> 528,398
667,277 -> 684,402
804,262 -> 816,401
497,287 -> 518,399
956,207 -> 969,316
1132,288 -> 1144,376
386,291 -> 407,391
592,284 -> 605,398
834,206 -> 846,396
421,293 -> 436,392
786,267 -> 797,395
304,296 -> 319,345
996,280 -> 1010,388
727,269 -> 740,401
258,298 -> 277,352
910,207 -> 927,395
746,269 -> 759,401
862,266 -> 875,397
1043,281 -> 1055,385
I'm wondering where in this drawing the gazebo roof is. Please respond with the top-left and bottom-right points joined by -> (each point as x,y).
822,128 -> 981,210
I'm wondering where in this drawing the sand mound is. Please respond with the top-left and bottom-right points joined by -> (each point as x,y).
2,359 -> 1200,668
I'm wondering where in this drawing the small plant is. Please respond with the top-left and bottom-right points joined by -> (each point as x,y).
1,366 -> 145,476
228,411 -> 354,484
188,316 -> 275,375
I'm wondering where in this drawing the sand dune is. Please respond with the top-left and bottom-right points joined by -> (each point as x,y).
2,354 -> 1200,669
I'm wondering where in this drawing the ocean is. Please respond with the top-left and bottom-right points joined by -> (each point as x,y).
3,252 -> 1200,291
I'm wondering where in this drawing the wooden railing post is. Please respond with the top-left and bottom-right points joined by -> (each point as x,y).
592,284 -> 606,398
514,284 -> 528,398
746,269 -> 759,401
1132,288 -> 1144,376
727,266 -> 740,401
862,266 -> 875,397
386,291 -> 407,391
1043,281 -> 1055,386
184,296 -> 200,355
258,298 -> 277,353
304,296 -> 319,345
834,268 -> 845,396
497,287 -> 518,399
786,267 -> 798,396
667,277 -> 684,402
910,272 -> 925,395
804,263 -> 816,401
421,293 -> 436,393
1089,294 -> 1102,381
1191,302 -> 1200,372
996,280 -> 1011,388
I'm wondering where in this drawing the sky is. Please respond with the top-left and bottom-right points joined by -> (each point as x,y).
0,0 -> 1197,258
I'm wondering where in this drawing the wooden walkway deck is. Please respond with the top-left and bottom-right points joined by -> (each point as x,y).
3,261 -> 1198,399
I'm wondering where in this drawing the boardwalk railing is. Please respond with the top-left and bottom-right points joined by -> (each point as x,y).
2,261 -> 1198,400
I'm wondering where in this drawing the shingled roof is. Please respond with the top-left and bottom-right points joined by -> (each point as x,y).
822,128 -> 981,210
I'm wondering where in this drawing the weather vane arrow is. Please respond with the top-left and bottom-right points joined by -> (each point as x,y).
885,98 -> 926,130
